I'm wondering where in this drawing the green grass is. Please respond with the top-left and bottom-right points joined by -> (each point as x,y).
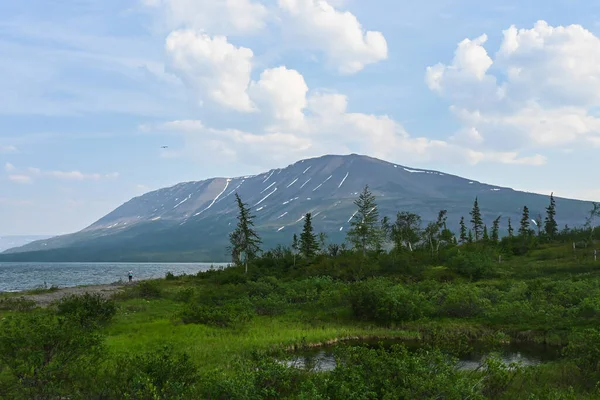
104,296 -> 417,372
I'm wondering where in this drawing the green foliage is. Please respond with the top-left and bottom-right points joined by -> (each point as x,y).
459,216 -> 468,244
346,184 -> 382,255
101,345 -> 199,399
519,205 -> 531,237
0,297 -> 36,312
349,278 -> 432,326
299,212 -> 319,258
180,298 -> 254,327
136,280 -> 163,299
470,197 -> 484,241
564,329 -> 600,382
55,292 -> 117,329
545,193 -> 559,239
229,193 -> 262,271
446,248 -> 497,280
0,311 -> 104,399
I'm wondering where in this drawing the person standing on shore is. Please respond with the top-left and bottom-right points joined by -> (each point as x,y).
128,270 -> 133,282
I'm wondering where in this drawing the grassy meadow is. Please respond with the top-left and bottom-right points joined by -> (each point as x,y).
2,235 -> 600,398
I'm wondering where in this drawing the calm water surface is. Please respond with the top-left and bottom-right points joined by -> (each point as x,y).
0,262 -> 229,292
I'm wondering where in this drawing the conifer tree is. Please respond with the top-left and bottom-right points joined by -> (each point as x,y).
467,229 -> 473,243
381,216 -> 392,249
535,213 -> 543,236
299,213 -> 319,258
459,216 -> 467,244
519,206 -> 530,237
291,233 -> 299,267
229,193 -> 261,273
507,217 -> 514,238
318,232 -> 328,254
470,197 -> 483,241
347,185 -> 382,255
482,225 -> 489,241
544,192 -> 558,239
491,216 -> 501,243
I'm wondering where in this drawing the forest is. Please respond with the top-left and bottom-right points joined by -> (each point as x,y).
1,187 -> 600,399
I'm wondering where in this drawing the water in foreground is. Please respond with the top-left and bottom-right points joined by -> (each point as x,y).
282,339 -> 562,372
0,262 -> 228,292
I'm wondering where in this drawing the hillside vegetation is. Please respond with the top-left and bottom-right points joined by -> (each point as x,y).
1,189 -> 600,399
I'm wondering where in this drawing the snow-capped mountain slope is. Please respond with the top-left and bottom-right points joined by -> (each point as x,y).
1,154 -> 593,262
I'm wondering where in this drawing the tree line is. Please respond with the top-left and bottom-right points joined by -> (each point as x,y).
228,188 -> 600,271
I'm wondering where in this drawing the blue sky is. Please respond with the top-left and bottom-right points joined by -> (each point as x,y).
1,0 -> 600,235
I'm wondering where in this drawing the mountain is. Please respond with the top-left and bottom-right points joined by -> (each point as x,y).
1,154 -> 594,262
0,235 -> 52,253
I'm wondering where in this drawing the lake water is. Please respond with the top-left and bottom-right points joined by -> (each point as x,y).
281,339 -> 562,372
0,262 -> 230,292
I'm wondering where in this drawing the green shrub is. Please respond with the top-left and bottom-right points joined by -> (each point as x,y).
349,278 -> 432,326
165,271 -> 176,280
0,297 -> 36,312
447,249 -> 497,280
252,294 -> 287,316
180,299 -> 254,327
173,287 -> 195,303
100,345 -> 198,399
435,284 -> 490,318
0,311 -> 104,399
137,280 -> 162,299
55,293 -> 116,329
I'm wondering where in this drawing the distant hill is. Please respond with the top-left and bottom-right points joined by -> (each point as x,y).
1,154 -> 594,262
0,235 -> 52,253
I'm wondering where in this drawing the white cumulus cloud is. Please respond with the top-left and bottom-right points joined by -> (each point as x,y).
277,0 -> 388,74
248,66 -> 309,130
427,20 -> 600,157
166,30 -> 256,112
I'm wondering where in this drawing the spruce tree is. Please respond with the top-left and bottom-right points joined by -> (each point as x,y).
518,206 -> 530,237
459,216 -> 467,244
291,233 -> 299,267
482,225 -> 489,241
544,192 -> 558,239
467,229 -> 474,243
229,193 -> 262,273
491,216 -> 501,243
507,217 -> 514,238
535,213 -> 542,236
470,197 -> 483,241
347,185 -> 382,255
299,213 -> 319,258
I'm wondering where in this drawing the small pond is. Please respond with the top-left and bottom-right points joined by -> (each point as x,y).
279,339 -> 562,372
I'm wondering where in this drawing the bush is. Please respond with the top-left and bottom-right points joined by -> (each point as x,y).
55,293 -> 116,329
165,271 -> 177,280
349,278 -> 432,326
173,287 -> 195,303
0,297 -> 36,312
137,280 -> 162,299
435,284 -> 490,318
100,345 -> 198,399
447,249 -> 497,280
0,311 -> 104,399
180,299 -> 254,327
563,329 -> 600,381
252,294 -> 287,316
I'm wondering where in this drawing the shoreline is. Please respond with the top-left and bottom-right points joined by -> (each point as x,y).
0,262 -> 232,298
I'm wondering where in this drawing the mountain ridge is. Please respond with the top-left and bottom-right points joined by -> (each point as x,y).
1,153 -> 593,262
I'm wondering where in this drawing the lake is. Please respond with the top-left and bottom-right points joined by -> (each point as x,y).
0,262 -> 230,292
